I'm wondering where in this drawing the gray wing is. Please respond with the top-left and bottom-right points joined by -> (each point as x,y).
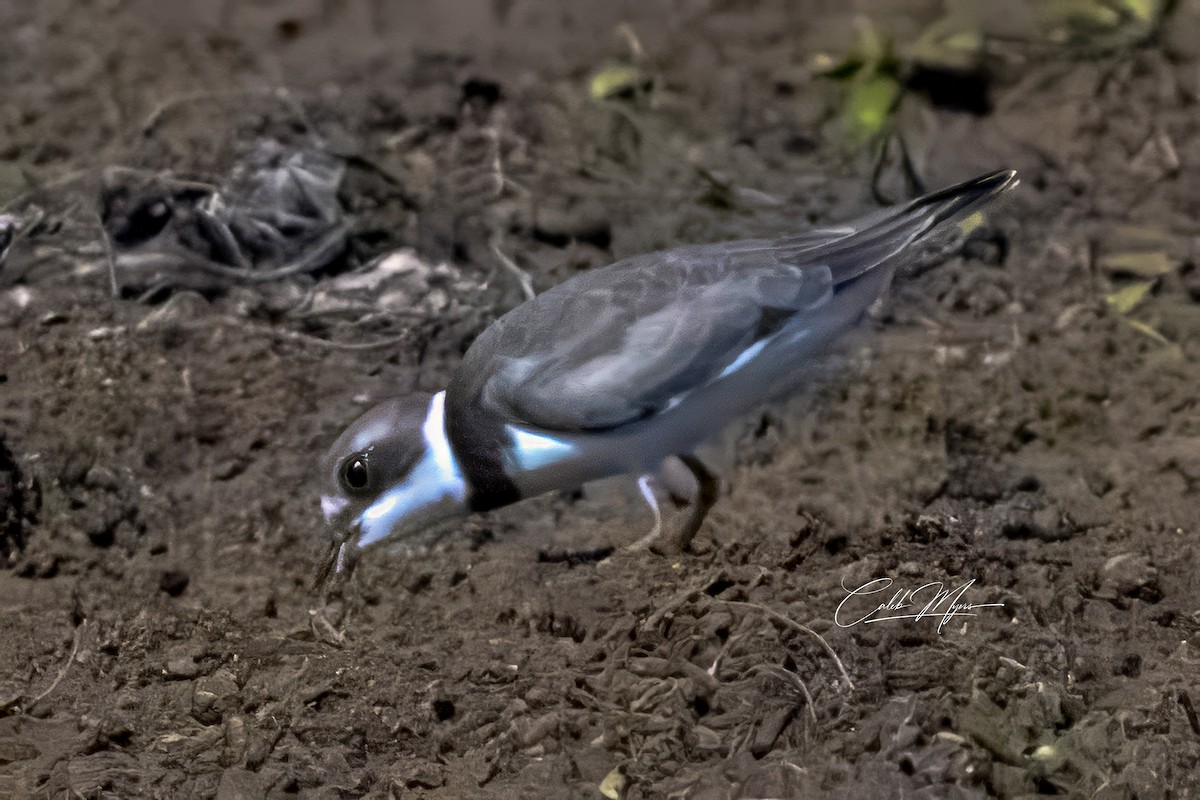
456,242 -> 838,432
451,169 -> 1018,433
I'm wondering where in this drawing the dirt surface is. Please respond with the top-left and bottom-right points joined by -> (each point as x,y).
3,1 -> 1200,798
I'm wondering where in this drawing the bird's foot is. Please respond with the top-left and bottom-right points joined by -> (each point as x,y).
627,455 -> 720,554
628,474 -> 665,551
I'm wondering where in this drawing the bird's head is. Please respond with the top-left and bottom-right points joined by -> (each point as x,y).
316,390 -> 467,582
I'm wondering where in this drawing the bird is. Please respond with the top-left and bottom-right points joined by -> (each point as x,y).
316,170 -> 1018,581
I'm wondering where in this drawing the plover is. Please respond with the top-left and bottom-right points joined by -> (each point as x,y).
317,170 -> 1017,580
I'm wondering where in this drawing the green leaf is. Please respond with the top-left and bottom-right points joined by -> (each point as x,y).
1123,318 -> 1171,343
599,765 -> 626,799
814,20 -> 896,80
1098,250 -> 1175,278
958,210 -> 986,237
589,65 -> 650,101
845,73 -> 902,144
1122,0 -> 1160,23
1039,0 -> 1162,48
1105,280 -> 1155,315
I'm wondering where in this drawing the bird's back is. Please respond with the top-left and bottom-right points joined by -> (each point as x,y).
450,170 -> 1017,432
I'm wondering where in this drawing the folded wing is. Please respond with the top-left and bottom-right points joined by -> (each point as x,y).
451,169 -> 1017,433
457,244 -> 836,431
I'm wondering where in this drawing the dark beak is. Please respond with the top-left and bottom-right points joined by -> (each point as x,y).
313,499 -> 359,589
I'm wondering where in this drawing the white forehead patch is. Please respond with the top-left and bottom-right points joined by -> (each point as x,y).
321,495 -> 349,521
350,415 -> 392,454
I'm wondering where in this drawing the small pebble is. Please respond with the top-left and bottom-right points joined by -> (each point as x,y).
159,569 -> 190,597
165,657 -> 201,680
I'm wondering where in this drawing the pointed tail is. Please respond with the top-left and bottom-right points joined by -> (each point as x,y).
782,169 -> 1019,285
902,169 -> 1019,236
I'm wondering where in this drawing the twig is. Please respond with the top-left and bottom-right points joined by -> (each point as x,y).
1,165 -> 219,216
0,206 -> 45,272
245,324 -> 411,351
745,663 -> 818,723
93,208 -> 119,298
489,239 -> 536,301
113,222 -> 349,289
616,22 -> 646,61
643,575 -> 728,630
719,600 -> 855,690
165,316 -> 415,351
103,166 -> 220,194
29,624 -> 83,708
4,168 -> 92,210
238,223 -> 350,283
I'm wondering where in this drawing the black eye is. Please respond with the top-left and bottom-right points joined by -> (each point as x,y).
341,456 -> 370,493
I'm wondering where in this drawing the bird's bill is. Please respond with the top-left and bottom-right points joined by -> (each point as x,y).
314,391 -> 470,584
314,494 -> 354,586
315,462 -> 468,584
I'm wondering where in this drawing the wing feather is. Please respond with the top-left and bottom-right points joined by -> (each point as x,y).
464,245 -> 835,431
448,169 -> 1019,434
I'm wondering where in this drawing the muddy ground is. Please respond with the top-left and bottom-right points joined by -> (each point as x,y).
3,1 -> 1200,798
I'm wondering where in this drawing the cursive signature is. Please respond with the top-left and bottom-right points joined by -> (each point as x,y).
835,577 -> 1006,634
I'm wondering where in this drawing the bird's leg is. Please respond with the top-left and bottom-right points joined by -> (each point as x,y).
628,474 -> 664,551
675,454 -> 719,552
870,131 -> 927,206
628,455 -> 720,553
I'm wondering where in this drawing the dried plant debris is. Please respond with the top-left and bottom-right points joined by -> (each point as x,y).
588,23 -> 654,102
814,13 -> 995,155
1106,280 -> 1156,316
1037,0 -> 1164,51
99,141 -> 351,299
2,144 -> 353,298
303,249 -> 483,330
1100,250 -> 1176,279
1095,223 -> 1189,351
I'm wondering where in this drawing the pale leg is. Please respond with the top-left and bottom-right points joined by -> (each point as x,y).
628,474 -> 663,550
628,455 -> 719,553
